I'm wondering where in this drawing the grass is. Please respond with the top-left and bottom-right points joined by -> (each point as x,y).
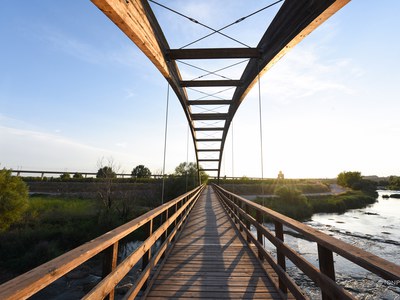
0,196 -> 100,277
254,190 -> 377,221
0,195 -> 150,282
308,191 -> 377,214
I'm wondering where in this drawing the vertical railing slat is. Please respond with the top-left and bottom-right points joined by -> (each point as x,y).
141,219 -> 153,291
274,221 -> 287,294
318,244 -> 336,300
102,242 -> 119,300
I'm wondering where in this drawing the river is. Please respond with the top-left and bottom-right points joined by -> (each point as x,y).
255,190 -> 400,299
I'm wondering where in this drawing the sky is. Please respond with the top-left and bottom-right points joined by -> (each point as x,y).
0,0 -> 399,179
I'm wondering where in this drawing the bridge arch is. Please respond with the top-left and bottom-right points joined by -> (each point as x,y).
91,0 -> 349,179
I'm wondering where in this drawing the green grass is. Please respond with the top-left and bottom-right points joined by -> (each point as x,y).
255,191 -> 377,221
0,194 -> 155,282
0,196 -> 100,276
308,191 -> 377,214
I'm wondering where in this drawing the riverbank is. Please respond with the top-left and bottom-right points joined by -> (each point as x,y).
251,190 -> 377,220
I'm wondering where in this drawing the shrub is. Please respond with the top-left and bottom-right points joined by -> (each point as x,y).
0,169 -> 29,232
60,172 -> 71,180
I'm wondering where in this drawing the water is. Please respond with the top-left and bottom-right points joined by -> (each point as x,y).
257,190 -> 400,299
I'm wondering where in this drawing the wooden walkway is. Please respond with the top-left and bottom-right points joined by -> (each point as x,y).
146,186 -> 282,299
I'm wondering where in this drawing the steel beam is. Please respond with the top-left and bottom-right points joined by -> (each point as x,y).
168,48 -> 260,60
188,100 -> 232,105
197,149 -> 220,152
180,80 -> 241,87
196,139 -> 222,142
194,127 -> 224,131
191,113 -> 228,120
198,159 -> 219,162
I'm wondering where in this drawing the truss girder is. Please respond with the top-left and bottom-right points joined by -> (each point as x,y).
91,0 -> 350,179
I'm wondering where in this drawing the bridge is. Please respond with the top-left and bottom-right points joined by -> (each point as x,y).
0,185 -> 398,299
1,0 -> 399,299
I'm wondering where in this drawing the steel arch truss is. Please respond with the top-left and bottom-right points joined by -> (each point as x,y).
91,0 -> 349,179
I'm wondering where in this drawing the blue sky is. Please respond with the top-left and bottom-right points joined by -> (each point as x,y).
1,1 -> 399,178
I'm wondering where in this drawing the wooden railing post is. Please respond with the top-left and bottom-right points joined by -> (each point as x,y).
141,219 -> 153,291
238,202 -> 244,231
255,210 -> 264,260
245,204 -> 251,242
102,242 -> 119,300
174,203 -> 179,228
274,221 -> 287,294
318,244 -> 336,300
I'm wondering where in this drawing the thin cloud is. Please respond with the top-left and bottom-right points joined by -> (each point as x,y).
261,44 -> 359,104
34,25 -> 140,67
0,125 -> 139,171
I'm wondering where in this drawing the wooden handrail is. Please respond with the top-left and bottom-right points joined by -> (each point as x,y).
0,185 -> 205,300
212,184 -> 400,299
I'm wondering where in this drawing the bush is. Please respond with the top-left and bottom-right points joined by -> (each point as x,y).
0,169 -> 29,232
60,172 -> 70,180
308,191 -> 376,214
255,185 -> 313,220
73,172 -> 84,179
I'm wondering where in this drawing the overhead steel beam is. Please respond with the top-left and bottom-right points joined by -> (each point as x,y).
194,127 -> 225,131
188,100 -> 232,105
197,149 -> 220,152
198,159 -> 219,162
168,48 -> 260,60
196,139 -> 222,142
191,113 -> 228,120
181,80 -> 241,87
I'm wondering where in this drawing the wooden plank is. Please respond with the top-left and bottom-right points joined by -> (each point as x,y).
146,186 -> 282,299
147,290 -> 281,299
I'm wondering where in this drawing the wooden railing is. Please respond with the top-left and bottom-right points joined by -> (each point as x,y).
0,185 -> 205,300
213,184 -> 400,300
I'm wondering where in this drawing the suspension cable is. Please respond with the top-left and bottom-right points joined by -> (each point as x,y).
231,120 -> 235,193
181,0 -> 284,49
178,59 -> 248,81
258,65 -> 264,182
185,124 -> 189,192
187,86 -> 235,101
161,83 -> 170,205
149,0 -> 249,48
257,63 -> 265,226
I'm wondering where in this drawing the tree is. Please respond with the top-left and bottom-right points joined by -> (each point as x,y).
60,172 -> 70,180
96,158 -> 118,212
337,171 -> 362,188
131,165 -> 151,178
73,172 -> 83,179
96,166 -> 116,179
174,162 -> 208,184
0,169 -> 29,232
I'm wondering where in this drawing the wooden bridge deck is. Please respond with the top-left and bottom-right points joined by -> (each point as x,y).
146,186 -> 282,299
